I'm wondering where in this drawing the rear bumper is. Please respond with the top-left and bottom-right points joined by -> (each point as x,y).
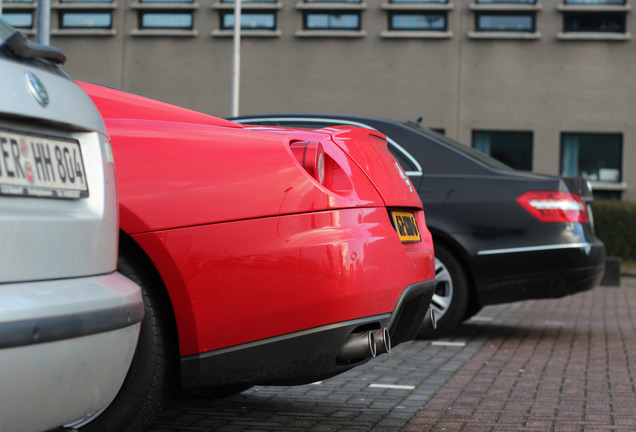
473,241 -> 606,305
180,278 -> 435,390
0,272 -> 143,432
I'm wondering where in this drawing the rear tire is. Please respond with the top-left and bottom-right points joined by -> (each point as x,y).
72,249 -> 178,432
418,244 -> 469,338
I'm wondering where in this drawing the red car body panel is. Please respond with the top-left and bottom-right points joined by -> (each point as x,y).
78,81 -> 239,129
132,208 -> 432,355
78,81 -> 435,385
236,125 -> 422,209
102,119 -> 385,233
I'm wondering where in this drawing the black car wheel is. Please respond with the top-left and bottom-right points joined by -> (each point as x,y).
418,244 -> 469,338
67,250 -> 178,432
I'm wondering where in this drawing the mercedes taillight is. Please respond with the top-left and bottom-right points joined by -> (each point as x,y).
517,191 -> 589,223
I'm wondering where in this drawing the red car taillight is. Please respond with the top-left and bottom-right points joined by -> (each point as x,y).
290,141 -> 325,184
517,191 -> 589,223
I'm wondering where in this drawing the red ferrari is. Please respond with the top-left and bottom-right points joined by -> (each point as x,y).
76,82 -> 437,432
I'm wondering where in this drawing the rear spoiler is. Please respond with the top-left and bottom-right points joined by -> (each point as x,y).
562,177 -> 594,202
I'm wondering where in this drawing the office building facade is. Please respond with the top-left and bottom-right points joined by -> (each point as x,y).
4,0 -> 633,200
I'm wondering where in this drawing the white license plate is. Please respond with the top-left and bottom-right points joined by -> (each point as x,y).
0,128 -> 89,199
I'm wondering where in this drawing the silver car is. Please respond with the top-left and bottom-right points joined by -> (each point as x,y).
0,20 -> 143,432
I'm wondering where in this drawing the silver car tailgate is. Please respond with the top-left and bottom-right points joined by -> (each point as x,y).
0,55 -> 118,282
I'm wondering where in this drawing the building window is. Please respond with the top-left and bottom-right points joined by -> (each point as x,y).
131,0 -> 197,35
475,12 -> 535,32
4,0 -> 34,30
296,0 -> 366,37
2,12 -> 34,28
59,11 -> 112,28
304,0 -> 362,3
476,0 -> 535,3
473,131 -> 533,171
560,133 -> 622,183
563,12 -> 625,33
557,0 -> 629,39
564,0 -> 625,4
220,12 -> 276,30
390,0 -> 448,3
304,12 -> 361,30
381,0 -> 453,38
212,0 -> 282,37
139,11 -> 193,29
388,12 -> 447,30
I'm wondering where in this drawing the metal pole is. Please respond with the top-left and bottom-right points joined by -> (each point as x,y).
36,0 -> 51,45
231,0 -> 241,117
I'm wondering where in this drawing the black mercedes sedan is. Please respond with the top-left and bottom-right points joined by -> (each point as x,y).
230,114 -> 606,338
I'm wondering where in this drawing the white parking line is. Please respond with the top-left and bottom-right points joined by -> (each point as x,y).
544,320 -> 564,327
469,316 -> 494,322
431,341 -> 467,347
369,383 -> 416,390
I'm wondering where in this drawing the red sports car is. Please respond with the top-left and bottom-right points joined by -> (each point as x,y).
76,82 -> 437,432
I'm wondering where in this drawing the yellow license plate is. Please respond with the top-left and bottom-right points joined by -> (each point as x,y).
391,211 -> 421,242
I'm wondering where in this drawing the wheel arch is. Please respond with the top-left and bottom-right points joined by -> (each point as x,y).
118,230 -> 183,356
428,228 -> 481,316
72,232 -> 182,431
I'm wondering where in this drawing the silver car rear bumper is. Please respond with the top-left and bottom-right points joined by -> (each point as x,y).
0,271 -> 143,432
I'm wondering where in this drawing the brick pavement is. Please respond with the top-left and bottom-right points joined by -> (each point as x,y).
148,277 -> 636,432
404,276 -> 636,432
149,299 -> 520,431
